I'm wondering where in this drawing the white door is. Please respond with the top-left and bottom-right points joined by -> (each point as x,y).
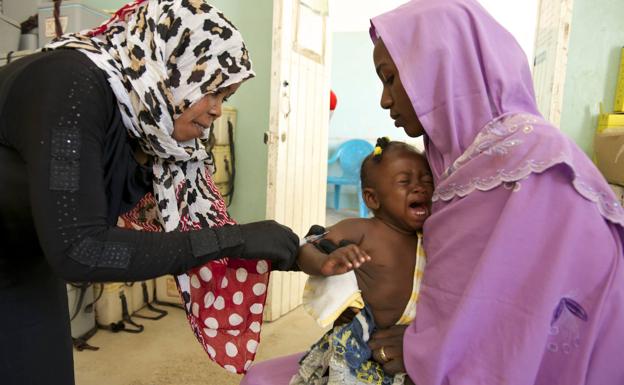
264,0 -> 331,321
532,0 -> 574,126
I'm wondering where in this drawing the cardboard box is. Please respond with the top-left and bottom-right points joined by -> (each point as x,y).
129,280 -> 155,313
594,113 -> 624,185
597,113 -> 624,133
94,283 -> 134,326
155,275 -> 183,305
212,107 -> 236,145
211,145 -> 233,184
615,47 -> 624,112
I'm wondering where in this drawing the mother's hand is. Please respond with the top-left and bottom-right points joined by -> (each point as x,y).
368,324 -> 408,375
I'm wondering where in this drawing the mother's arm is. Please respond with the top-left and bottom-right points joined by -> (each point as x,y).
375,170 -> 624,384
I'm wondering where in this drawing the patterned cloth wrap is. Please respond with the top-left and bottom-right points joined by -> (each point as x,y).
46,0 -> 266,373
292,235 -> 426,385
291,305 -> 405,385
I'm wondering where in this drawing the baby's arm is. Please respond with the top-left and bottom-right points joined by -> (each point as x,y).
299,243 -> 370,276
297,219 -> 371,276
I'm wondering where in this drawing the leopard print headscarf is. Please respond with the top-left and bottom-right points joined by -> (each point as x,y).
46,0 -> 254,232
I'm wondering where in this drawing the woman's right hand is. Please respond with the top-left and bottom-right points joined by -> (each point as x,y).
239,220 -> 299,270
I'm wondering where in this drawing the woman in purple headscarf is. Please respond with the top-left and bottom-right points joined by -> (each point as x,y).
242,0 -> 624,384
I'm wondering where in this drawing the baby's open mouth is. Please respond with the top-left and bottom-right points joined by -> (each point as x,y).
408,201 -> 429,217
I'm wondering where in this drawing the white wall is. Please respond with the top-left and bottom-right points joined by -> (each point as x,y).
329,0 -> 538,61
329,0 -> 409,32
478,0 -> 539,64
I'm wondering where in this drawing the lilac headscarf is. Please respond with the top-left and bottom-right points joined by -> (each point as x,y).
370,0 -> 623,223
372,0 -> 540,177
371,1 -> 624,384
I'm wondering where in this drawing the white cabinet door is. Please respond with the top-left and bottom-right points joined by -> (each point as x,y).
264,0 -> 331,321
532,0 -> 574,126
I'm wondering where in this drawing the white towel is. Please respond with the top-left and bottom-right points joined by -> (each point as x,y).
302,271 -> 365,328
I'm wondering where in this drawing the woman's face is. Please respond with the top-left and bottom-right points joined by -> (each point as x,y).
172,82 -> 241,142
373,40 -> 425,137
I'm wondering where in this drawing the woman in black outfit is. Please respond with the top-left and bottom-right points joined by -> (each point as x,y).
0,1 -> 298,384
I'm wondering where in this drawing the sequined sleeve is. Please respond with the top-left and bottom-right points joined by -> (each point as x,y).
1,50 -> 238,282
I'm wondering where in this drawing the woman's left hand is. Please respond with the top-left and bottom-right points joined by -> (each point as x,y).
368,324 -> 408,375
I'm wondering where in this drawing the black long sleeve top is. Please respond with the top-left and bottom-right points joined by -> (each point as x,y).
0,49 -> 240,286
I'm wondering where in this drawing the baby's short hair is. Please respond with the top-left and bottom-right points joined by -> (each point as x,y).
360,138 -> 424,188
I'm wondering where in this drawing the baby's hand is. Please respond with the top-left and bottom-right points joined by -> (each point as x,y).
320,244 -> 371,276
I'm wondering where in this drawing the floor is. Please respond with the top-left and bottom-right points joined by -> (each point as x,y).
74,208 -> 359,385
74,306 -> 324,385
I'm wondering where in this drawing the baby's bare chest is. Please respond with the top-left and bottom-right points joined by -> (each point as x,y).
354,238 -> 418,328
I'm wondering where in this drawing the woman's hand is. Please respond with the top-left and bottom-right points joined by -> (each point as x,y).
320,244 -> 370,276
368,324 -> 408,375
238,220 -> 299,270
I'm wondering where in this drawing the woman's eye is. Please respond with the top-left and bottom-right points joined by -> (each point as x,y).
222,96 -> 229,103
398,180 -> 409,184
422,176 -> 434,184
384,75 -> 394,85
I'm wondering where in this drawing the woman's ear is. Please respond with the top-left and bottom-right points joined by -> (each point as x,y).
363,187 -> 380,210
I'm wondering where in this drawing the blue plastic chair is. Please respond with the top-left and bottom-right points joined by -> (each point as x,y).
327,139 -> 374,218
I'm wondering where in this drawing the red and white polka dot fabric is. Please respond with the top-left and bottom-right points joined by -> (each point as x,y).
184,258 -> 269,373
118,173 -> 270,374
